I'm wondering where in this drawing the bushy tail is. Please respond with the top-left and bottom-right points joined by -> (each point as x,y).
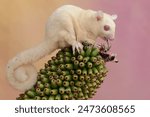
6,40 -> 57,91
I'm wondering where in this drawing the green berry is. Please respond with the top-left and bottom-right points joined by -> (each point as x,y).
17,41 -> 111,100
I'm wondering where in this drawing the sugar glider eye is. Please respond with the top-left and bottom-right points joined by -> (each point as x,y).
104,25 -> 110,31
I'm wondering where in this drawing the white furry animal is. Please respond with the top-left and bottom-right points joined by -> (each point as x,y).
6,5 -> 117,91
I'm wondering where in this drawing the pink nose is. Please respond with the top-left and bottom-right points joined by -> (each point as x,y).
109,34 -> 115,40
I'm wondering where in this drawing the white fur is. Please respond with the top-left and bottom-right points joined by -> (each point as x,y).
7,5 -> 117,91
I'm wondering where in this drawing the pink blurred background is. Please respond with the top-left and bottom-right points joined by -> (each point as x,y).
0,0 -> 150,99
78,0 -> 150,100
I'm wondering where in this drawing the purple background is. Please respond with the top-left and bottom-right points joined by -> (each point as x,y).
73,0 -> 150,99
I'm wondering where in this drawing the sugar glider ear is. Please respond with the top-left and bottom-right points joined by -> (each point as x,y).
111,14 -> 118,20
96,10 -> 104,21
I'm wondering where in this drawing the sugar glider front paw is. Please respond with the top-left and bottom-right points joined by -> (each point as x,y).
72,41 -> 83,54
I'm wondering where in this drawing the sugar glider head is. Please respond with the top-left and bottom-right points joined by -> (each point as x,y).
96,11 -> 117,41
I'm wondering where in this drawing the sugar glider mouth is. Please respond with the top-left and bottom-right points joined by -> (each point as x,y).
104,37 -> 112,51
104,37 -> 114,41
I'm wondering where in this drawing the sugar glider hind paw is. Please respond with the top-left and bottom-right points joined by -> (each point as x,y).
72,41 -> 83,54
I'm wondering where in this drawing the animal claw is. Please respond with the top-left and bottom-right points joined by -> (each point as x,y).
72,41 -> 83,54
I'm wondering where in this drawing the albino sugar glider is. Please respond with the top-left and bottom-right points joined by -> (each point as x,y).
6,5 -> 117,91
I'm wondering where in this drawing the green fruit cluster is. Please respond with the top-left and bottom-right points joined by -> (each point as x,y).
17,42 -> 108,100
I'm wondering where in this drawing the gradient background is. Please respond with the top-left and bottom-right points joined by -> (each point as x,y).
0,0 -> 150,100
